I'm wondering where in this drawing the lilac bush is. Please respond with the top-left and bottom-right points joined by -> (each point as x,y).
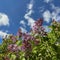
0,19 -> 60,60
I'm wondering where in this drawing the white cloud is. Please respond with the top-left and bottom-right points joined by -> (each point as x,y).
43,10 -> 51,23
20,20 -> 25,25
27,3 -> 33,10
24,10 -> 35,28
24,0 -> 35,28
44,0 -> 52,3
43,3 -> 60,23
27,0 -> 34,9
0,13 -> 9,26
0,31 -> 9,38
56,16 -> 60,21
51,12 -> 57,21
20,20 -> 26,28
43,25 -> 51,32
20,27 -> 27,33
51,4 -> 60,21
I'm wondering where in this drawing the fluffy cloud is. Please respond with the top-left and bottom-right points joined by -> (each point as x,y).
20,27 -> 27,33
43,10 -> 51,23
0,31 -> 9,38
27,3 -> 33,10
24,10 -> 35,28
56,16 -> 60,21
20,20 -> 25,25
43,25 -> 51,32
0,13 -> 9,26
43,4 -> 60,23
51,4 -> 60,21
24,0 -> 35,28
44,0 -> 52,3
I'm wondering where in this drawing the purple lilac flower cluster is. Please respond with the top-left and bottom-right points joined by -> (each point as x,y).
32,18 -> 47,36
7,19 -> 45,53
7,44 -> 19,52
10,35 -> 17,43
17,28 -> 22,37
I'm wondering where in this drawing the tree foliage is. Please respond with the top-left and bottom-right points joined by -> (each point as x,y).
0,19 -> 60,60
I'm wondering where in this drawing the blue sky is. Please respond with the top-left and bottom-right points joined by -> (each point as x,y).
0,0 -> 60,43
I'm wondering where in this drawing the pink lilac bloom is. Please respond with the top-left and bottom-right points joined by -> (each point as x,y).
32,19 -> 47,36
10,35 -> 17,43
21,40 -> 32,51
7,44 -> 18,52
20,45 -> 26,51
35,18 -> 43,26
17,28 -> 22,37
22,33 -> 32,41
32,19 -> 44,33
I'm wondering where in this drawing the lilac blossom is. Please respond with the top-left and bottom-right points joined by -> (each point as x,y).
7,44 -> 19,52
17,28 -> 22,37
10,35 -> 17,43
